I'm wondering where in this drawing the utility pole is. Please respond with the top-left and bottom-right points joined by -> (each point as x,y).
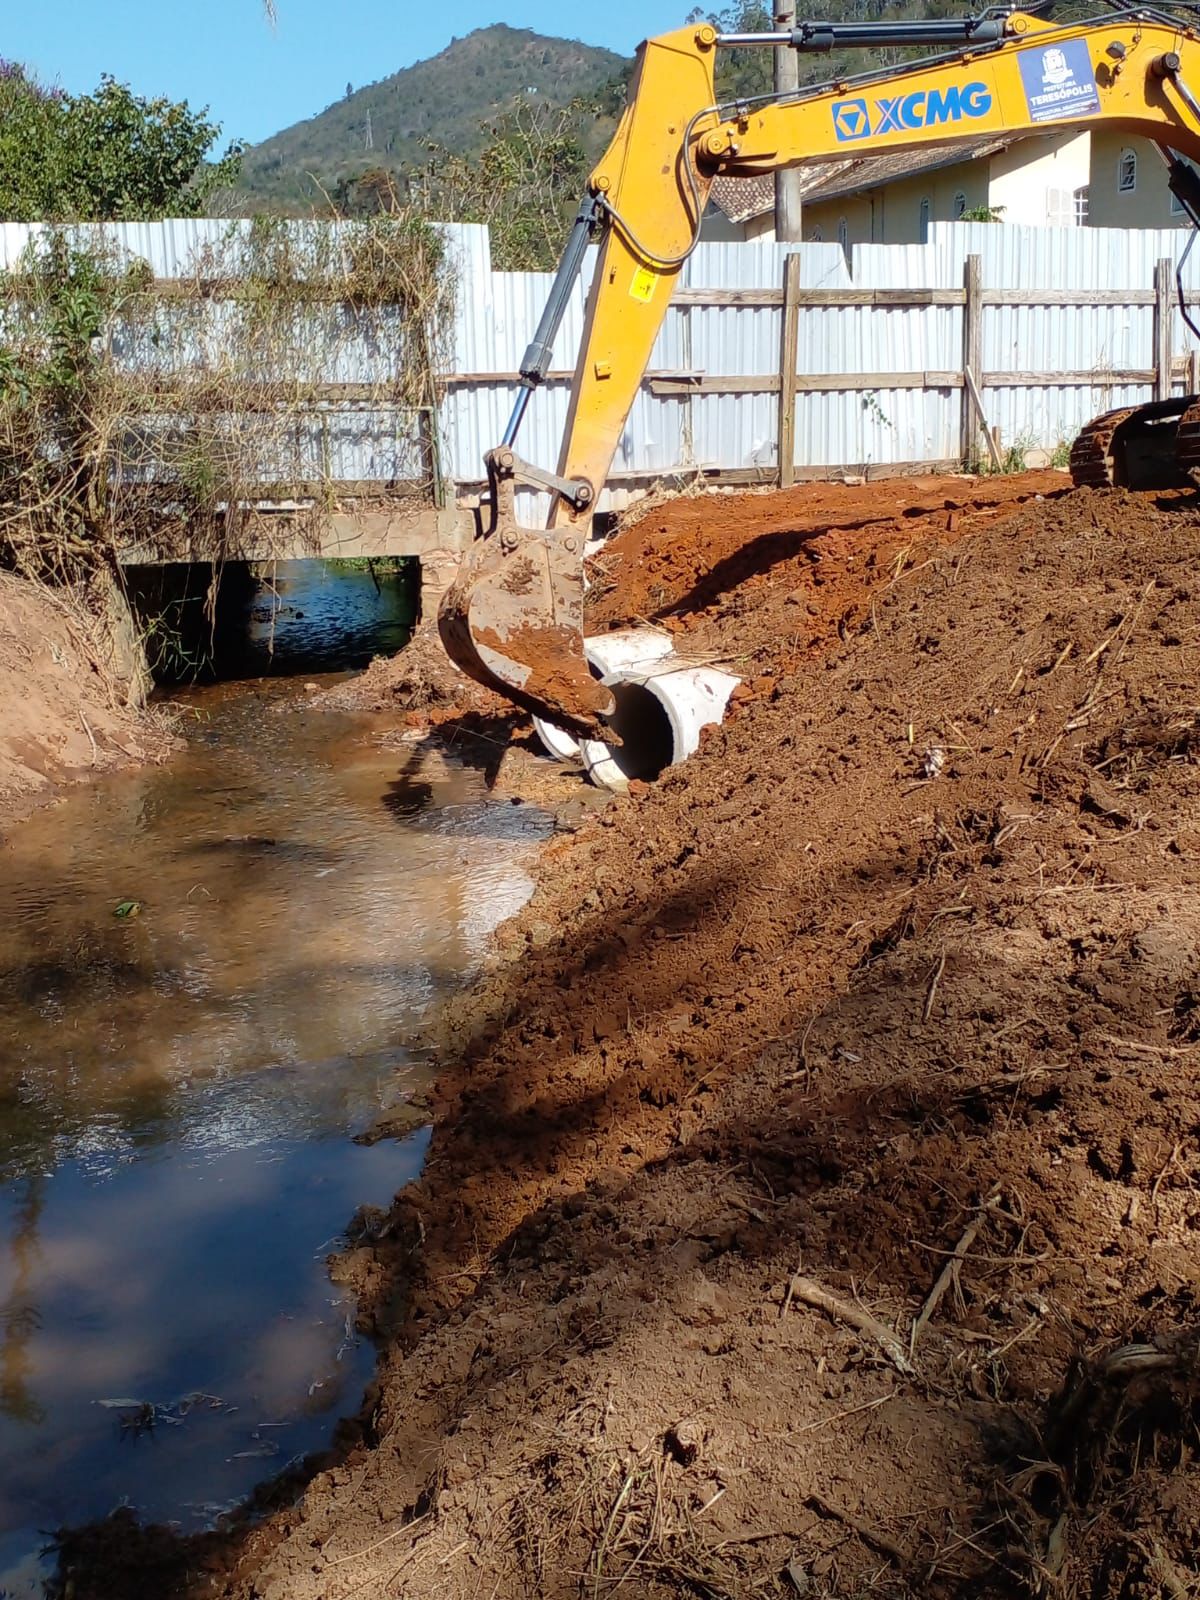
774,2 -> 804,240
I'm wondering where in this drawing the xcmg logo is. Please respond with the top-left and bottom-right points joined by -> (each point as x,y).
832,82 -> 992,142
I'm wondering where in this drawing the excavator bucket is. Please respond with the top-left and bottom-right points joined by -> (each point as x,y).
438,450 -> 615,739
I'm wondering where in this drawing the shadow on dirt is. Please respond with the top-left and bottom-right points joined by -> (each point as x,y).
45,486 -> 1200,1599
43,805 -> 1200,1598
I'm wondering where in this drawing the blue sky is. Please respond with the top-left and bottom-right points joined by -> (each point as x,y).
4,1 -> 699,148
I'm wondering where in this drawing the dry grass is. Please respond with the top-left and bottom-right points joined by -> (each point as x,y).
0,217 -> 455,596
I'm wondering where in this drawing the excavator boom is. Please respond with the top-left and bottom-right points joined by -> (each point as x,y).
440,7 -> 1200,734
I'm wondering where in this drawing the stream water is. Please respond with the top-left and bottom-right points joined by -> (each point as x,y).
0,564 -> 550,1594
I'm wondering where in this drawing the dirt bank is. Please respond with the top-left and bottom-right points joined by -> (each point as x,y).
0,573 -> 168,840
57,468 -> 1200,1599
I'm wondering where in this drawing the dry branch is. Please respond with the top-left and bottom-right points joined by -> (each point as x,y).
786,1274 -> 914,1376
910,1190 -> 1002,1354
806,1492 -> 911,1567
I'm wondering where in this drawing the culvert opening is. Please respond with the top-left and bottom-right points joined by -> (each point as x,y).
603,681 -> 676,781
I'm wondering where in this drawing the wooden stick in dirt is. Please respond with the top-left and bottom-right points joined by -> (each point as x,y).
806,1493 -> 911,1567
910,1190 -> 1001,1355
786,1275 -> 913,1376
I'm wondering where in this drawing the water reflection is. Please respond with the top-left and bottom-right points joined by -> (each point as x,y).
0,646 -> 550,1592
0,1179 -> 45,1428
125,557 -> 418,681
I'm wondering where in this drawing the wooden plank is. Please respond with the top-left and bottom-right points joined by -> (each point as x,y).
124,277 -> 1171,312
983,289 -> 1157,306
648,375 -> 781,396
446,370 -> 574,386
447,368 -> 687,387
982,369 -> 1155,387
792,288 -> 964,307
793,370 -> 962,391
673,288 -> 784,307
778,254 -> 802,490
962,254 -> 983,467
125,379 -> 429,407
964,365 -> 1003,470
460,459 -> 964,494
647,368 -> 1160,396
1155,257 -> 1174,402
118,478 -> 431,499
788,458 -> 963,482
605,460 -> 962,485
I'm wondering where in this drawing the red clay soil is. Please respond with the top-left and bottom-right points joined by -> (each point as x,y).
0,573 -> 169,841
55,470 -> 1200,1600
317,622 -> 510,722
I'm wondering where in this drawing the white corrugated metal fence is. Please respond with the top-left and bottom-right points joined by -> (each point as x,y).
3,217 -> 1200,512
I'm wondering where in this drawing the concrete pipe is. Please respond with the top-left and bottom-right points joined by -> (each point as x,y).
579,664 -> 741,793
531,628 -> 674,762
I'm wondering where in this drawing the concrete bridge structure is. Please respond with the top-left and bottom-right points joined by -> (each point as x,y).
116,502 -> 478,567
116,500 -> 480,618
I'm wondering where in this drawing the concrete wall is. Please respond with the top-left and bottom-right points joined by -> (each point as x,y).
804,160 -> 988,246
700,205 -> 748,243
711,133 -> 1091,247
1088,131 -> 1188,230
800,192 -> 873,246
701,205 -> 780,243
989,130 -> 1089,225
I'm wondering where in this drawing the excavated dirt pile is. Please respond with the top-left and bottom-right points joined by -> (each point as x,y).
0,572 -> 167,839
60,470 -> 1200,1599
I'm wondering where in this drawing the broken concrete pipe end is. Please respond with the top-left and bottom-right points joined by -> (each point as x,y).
531,628 -> 675,762
532,628 -> 740,791
579,664 -> 741,793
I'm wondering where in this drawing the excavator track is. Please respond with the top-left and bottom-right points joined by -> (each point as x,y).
1068,407 -> 1139,489
1174,397 -> 1200,481
1069,395 -> 1200,490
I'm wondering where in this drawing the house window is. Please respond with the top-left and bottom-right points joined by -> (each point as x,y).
1118,148 -> 1137,192
1074,185 -> 1090,225
919,196 -> 931,241
953,190 -> 967,219
1170,158 -> 1199,216
837,215 -> 848,250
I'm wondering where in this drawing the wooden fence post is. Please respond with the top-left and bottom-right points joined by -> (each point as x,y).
778,253 -> 802,489
961,254 -> 983,467
1154,257 -> 1174,401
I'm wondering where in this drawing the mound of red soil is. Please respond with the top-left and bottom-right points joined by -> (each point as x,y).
588,467 -> 1070,660
317,623 -> 509,721
59,474 -> 1200,1600
0,573 -> 168,840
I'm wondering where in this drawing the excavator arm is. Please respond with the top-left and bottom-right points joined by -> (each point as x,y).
440,7 -> 1200,736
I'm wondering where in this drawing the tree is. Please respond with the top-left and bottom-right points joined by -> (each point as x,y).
688,3 -> 772,100
0,63 -> 243,222
401,99 -> 597,270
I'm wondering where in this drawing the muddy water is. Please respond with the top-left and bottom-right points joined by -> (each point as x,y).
0,572 -> 550,1593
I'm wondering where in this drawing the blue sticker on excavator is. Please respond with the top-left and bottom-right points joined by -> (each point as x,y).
1017,38 -> 1100,122
832,82 -> 993,142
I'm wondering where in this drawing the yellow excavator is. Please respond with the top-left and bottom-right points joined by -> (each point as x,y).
439,6 -> 1200,736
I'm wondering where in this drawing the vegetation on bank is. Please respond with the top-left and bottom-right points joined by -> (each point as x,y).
0,218 -> 454,589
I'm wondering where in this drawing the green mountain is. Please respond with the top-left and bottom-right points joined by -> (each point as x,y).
236,24 -> 630,213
